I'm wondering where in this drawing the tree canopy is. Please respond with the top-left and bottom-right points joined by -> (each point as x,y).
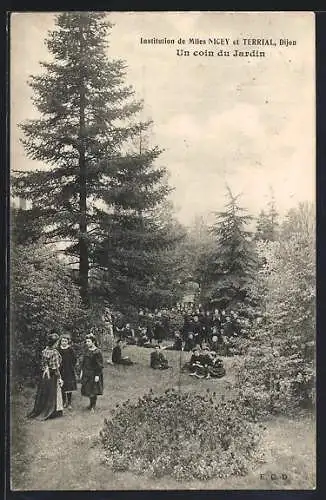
12,12 -> 179,307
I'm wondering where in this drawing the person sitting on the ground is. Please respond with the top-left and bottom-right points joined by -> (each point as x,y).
137,328 -> 152,347
200,341 -> 210,352
121,323 -> 137,345
182,347 -> 202,373
164,331 -> 183,351
112,339 -> 134,365
184,332 -> 196,352
150,346 -> 169,370
174,331 -> 183,350
191,347 -> 214,378
207,355 -> 226,379
198,345 -> 213,365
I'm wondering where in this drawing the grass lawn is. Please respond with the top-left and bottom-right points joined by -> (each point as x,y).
10,345 -> 316,490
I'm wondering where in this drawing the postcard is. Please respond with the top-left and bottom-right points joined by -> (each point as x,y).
10,11 -> 315,490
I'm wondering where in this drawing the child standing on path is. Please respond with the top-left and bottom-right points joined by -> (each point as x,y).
80,334 -> 104,412
58,335 -> 77,409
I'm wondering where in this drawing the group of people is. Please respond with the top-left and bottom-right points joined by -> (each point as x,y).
103,304 -> 251,356
28,332 -> 103,420
178,308 -> 248,354
108,334 -> 227,379
27,332 -> 172,420
182,346 -> 226,379
28,303 -> 239,421
110,338 -> 170,370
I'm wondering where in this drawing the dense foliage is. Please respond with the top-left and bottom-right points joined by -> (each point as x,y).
236,203 -> 315,415
11,207 -> 44,245
11,242 -> 87,383
92,201 -> 186,312
100,388 -> 263,481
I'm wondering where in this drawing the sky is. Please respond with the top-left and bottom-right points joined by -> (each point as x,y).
10,12 -> 315,226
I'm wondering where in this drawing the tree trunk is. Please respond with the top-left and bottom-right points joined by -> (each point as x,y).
78,20 -> 89,306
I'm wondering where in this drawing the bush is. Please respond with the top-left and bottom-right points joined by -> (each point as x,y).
100,388 -> 263,481
11,243 -> 92,383
236,204 -> 316,416
235,334 -> 315,418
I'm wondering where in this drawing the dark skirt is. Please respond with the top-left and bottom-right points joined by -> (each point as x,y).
208,366 -> 226,378
58,347 -> 77,392
28,374 -> 63,420
62,378 -> 77,392
81,372 -> 103,397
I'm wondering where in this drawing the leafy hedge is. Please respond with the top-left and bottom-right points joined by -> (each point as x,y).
100,388 -> 263,481
235,335 -> 315,419
11,243 -> 88,383
235,204 -> 315,416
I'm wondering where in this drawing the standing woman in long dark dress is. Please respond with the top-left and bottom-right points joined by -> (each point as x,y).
57,335 -> 77,410
80,334 -> 104,412
28,333 -> 63,420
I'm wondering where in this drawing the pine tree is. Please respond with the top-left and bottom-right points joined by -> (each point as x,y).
267,194 -> 279,237
255,209 -> 273,241
92,193 -> 185,313
201,186 -> 257,310
255,191 -> 279,241
12,13 -> 165,305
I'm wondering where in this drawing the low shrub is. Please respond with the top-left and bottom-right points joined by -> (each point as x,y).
100,388 -> 263,481
235,338 -> 315,419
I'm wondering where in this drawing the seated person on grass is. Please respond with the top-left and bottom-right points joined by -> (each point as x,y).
184,332 -> 196,352
199,345 -> 213,365
207,354 -> 226,379
121,323 -> 137,345
210,326 -> 223,353
190,346 -> 214,379
182,346 -> 201,373
137,328 -> 153,348
150,346 -> 169,370
112,339 -> 134,365
164,331 -> 183,351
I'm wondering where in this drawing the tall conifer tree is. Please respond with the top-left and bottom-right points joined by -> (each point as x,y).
13,13 -> 171,305
255,191 -> 279,241
201,187 -> 257,310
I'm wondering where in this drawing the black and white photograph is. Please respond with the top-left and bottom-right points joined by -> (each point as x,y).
10,11 -> 315,490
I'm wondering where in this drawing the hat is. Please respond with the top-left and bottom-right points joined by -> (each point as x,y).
86,333 -> 97,343
60,334 -> 71,341
47,333 -> 60,346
